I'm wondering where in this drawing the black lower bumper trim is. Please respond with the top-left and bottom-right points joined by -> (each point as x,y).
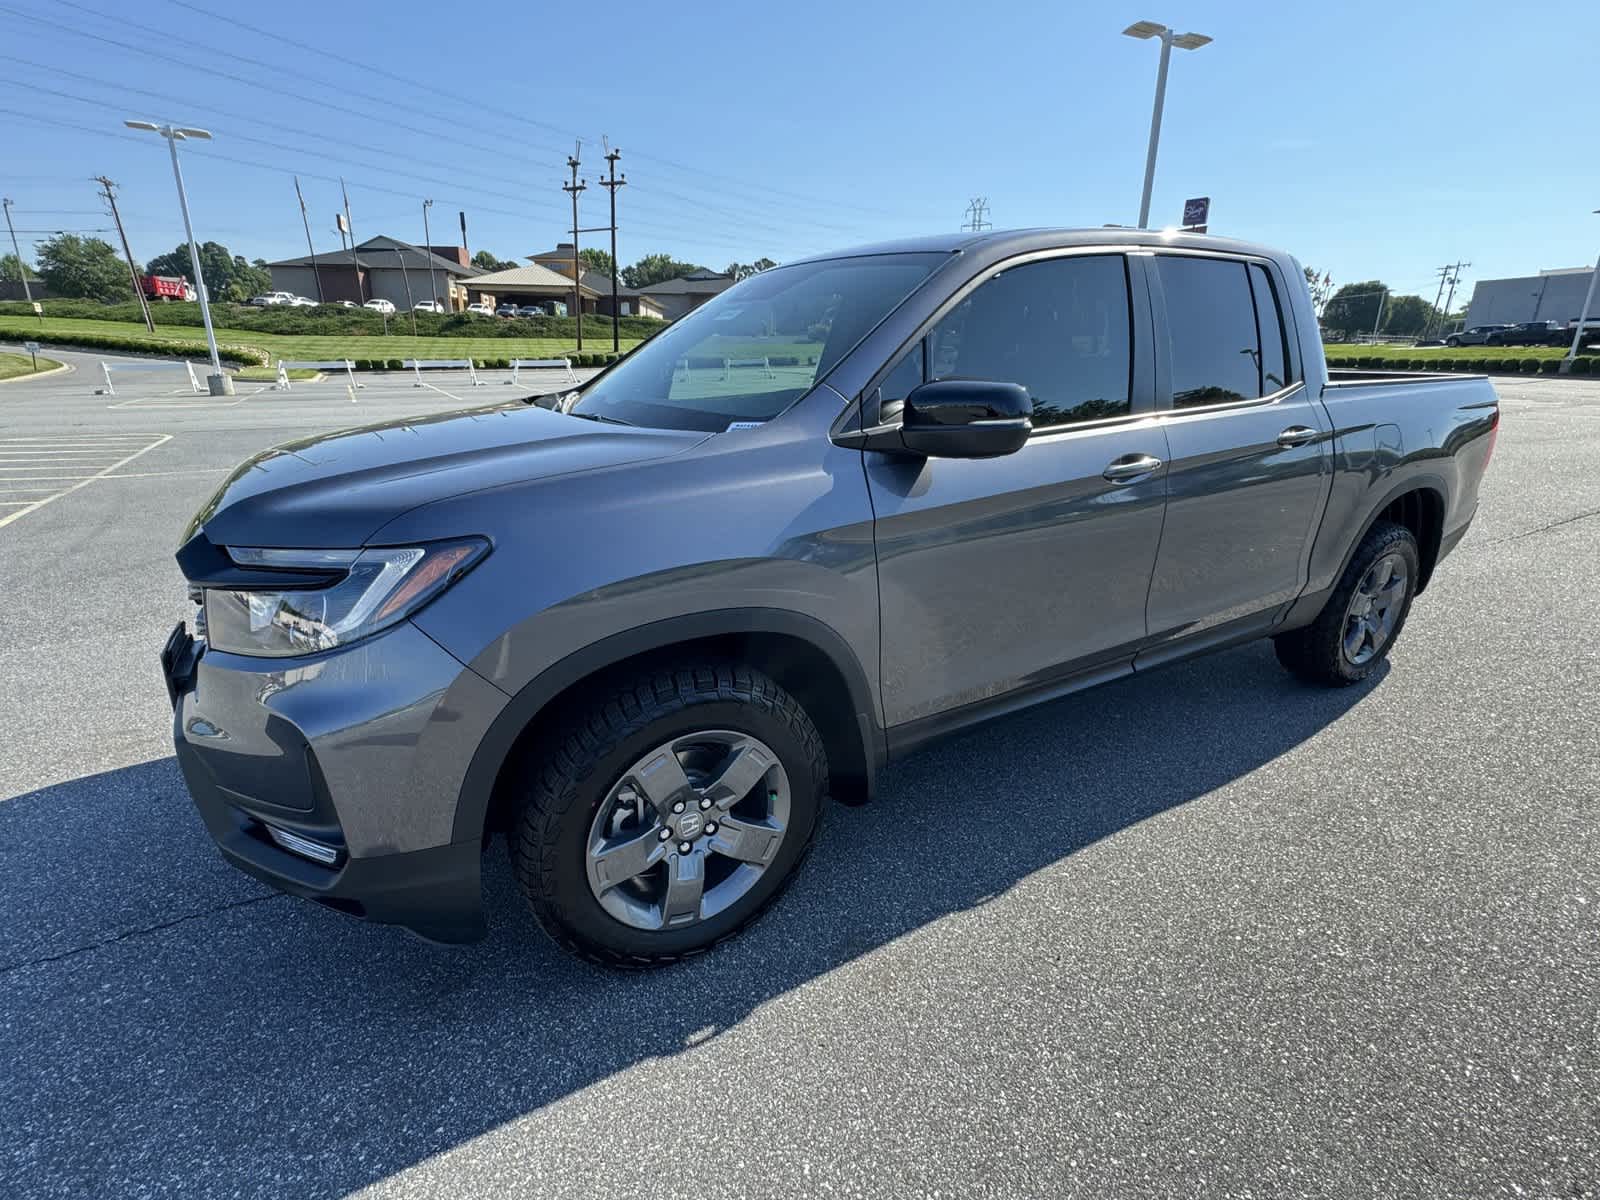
175,738 -> 487,944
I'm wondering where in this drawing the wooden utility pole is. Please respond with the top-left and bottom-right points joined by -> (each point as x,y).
599,145 -> 626,355
563,146 -> 587,352
293,176 -> 324,304
95,176 -> 155,332
339,177 -> 363,303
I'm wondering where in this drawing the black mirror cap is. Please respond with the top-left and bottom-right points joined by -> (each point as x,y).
900,379 -> 1032,458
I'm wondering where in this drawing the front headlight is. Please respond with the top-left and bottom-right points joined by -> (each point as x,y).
204,538 -> 488,658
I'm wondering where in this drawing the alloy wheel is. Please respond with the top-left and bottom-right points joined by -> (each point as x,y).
1342,552 -> 1409,666
584,730 -> 790,931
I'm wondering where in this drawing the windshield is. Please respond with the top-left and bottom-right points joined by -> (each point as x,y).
568,253 -> 945,432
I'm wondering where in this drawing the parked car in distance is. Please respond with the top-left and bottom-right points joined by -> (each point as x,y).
1486,321 -> 1567,346
289,296 -> 318,307
515,304 -> 545,317
338,300 -> 358,309
1446,324 -> 1512,347
465,301 -> 494,316
1567,315 -> 1600,348
249,292 -> 297,307
362,298 -> 396,314
495,303 -> 519,317
413,300 -> 447,314
163,228 -> 1499,967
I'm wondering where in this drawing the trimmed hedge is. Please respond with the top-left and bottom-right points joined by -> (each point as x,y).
19,327 -> 266,366
1520,358 -> 1542,373
0,298 -> 666,343
1571,357 -> 1594,375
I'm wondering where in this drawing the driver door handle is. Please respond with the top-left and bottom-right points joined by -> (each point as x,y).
1102,453 -> 1163,483
1276,425 -> 1319,448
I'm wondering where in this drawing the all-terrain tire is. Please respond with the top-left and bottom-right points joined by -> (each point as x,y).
510,662 -> 827,968
1273,520 -> 1421,686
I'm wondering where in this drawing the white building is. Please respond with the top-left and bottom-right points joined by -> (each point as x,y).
1463,266 -> 1596,327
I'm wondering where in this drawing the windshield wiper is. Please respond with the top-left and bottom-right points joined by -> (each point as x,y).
567,410 -> 636,427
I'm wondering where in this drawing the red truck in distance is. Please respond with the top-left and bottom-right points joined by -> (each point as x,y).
142,274 -> 196,302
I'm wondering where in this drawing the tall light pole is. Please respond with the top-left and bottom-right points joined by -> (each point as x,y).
124,120 -> 232,395
422,198 -> 440,310
1561,209 -> 1600,374
1123,21 -> 1212,230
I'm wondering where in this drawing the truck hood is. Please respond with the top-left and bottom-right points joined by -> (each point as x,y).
186,402 -> 706,548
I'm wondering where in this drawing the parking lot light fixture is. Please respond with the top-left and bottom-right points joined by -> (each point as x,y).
122,119 -> 232,396
1122,21 -> 1213,229
1560,208 -> 1600,374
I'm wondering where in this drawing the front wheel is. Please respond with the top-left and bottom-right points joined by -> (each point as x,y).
510,663 -> 827,967
1273,521 -> 1420,686
1446,336 -> 1460,348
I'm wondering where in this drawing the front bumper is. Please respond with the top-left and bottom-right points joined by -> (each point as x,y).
164,619 -> 507,944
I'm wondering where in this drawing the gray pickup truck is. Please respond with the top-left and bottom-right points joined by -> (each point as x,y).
162,229 -> 1499,965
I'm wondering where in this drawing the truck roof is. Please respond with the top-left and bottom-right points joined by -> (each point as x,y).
788,226 -> 1288,266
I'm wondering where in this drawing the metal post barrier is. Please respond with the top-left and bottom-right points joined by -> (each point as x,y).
273,359 -> 362,391
98,359 -> 208,396
722,356 -> 774,380
507,358 -> 578,386
403,358 -> 485,387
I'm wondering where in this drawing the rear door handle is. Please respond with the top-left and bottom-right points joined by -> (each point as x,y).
1276,425 -> 1319,448
1102,453 -> 1164,483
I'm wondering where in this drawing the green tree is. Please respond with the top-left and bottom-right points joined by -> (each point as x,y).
471,250 -> 517,271
1379,294 -> 1441,338
621,253 -> 706,290
35,234 -> 132,302
1303,265 -> 1333,314
1321,280 -> 1388,336
725,257 -> 777,282
144,241 -> 270,301
578,247 -> 615,276
1,252 -> 38,282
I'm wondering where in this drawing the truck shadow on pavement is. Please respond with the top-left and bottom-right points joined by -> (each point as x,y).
0,641 -> 1383,1198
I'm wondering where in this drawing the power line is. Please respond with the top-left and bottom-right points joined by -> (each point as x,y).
0,85 -> 788,253
4,51 -> 845,246
11,0 -> 897,234
153,0 -> 906,221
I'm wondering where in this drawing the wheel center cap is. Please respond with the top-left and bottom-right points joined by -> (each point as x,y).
675,811 -> 705,840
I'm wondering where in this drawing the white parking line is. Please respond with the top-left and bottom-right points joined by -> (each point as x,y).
98,467 -> 230,480
0,434 -> 171,531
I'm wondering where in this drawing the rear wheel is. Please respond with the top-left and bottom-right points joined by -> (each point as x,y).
1273,521 -> 1420,686
510,663 -> 826,967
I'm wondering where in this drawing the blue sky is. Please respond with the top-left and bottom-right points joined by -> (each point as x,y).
5,0 -> 1596,304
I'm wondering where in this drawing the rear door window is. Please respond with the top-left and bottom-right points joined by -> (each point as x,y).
1156,255 -> 1263,408
1248,263 -> 1291,394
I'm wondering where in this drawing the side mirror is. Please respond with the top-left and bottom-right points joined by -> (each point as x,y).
899,379 -> 1032,459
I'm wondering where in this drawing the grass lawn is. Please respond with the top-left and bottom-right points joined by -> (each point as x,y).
0,316 -> 641,367
1324,344 -> 1568,362
233,366 -> 321,382
0,350 -> 63,380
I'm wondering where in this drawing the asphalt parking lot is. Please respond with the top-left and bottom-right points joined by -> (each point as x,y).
2,345 -> 1596,1199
